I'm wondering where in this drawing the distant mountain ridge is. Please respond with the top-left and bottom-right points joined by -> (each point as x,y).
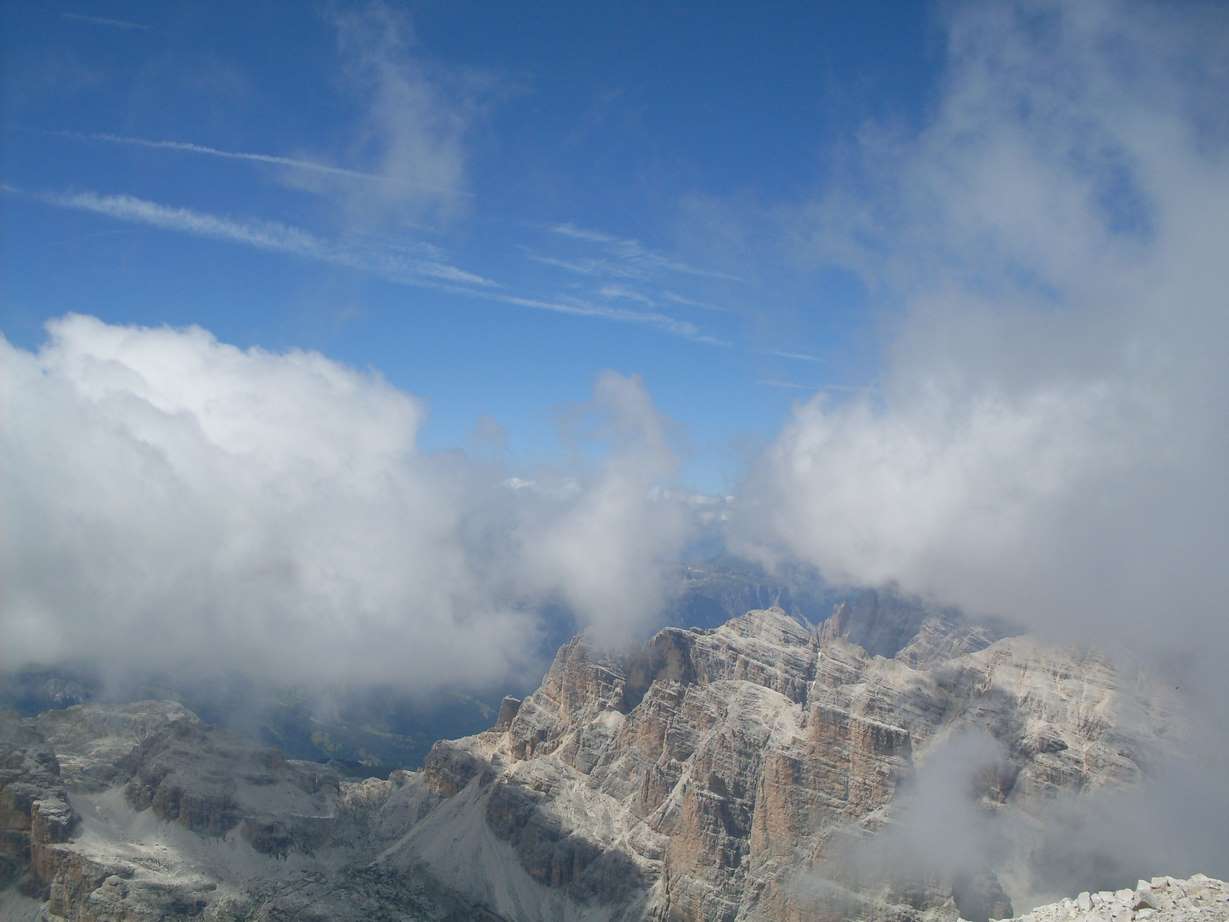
1,594 -> 1190,921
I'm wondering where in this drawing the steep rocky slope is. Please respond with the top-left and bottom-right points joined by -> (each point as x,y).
406,604 -> 1179,922
0,596 -> 1192,921
1,701 -> 499,920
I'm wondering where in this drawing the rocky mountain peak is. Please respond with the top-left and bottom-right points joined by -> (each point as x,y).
0,594 -> 1201,921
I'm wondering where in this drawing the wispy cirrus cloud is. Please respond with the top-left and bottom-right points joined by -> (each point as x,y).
597,284 -> 657,306
327,2 -> 474,225
589,284 -> 737,317
757,378 -> 872,393
547,221 -> 743,282
486,292 -> 725,345
19,187 -> 721,345
38,189 -> 494,288
763,349 -> 822,363
61,12 -> 149,31
593,284 -> 734,320
662,291 -> 730,313
57,131 -> 393,185
49,190 -> 322,253
523,223 -> 741,333
525,251 -> 641,280
48,4 -> 477,226
548,222 -> 621,245
757,378 -> 814,391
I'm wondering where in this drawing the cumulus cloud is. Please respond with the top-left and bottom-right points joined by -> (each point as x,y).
0,316 -> 691,692
739,0 -> 1229,665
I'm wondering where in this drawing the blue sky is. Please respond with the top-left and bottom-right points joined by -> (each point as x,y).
3,0 -> 1228,721
1,1 -> 937,490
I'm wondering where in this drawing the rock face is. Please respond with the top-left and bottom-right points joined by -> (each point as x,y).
393,599 -> 1180,922
0,717 -> 76,897
0,594 -> 1193,921
1003,875 -> 1229,922
32,701 -> 200,792
1,702 -> 496,921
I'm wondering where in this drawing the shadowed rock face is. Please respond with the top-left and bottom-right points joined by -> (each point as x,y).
32,700 -> 200,792
0,702 -> 499,920
120,717 -> 343,849
0,594 -> 1189,921
0,718 -> 76,897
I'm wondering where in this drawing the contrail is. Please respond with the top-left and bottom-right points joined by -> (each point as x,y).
61,12 -> 149,31
63,132 -> 383,182
20,186 -> 723,344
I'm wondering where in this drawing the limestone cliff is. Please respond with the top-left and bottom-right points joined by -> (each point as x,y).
407,603 -> 1179,921
0,595 -> 1195,921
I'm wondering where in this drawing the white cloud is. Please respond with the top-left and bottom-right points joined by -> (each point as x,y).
0,314 -> 529,689
734,4 -> 1229,896
739,0 -> 1229,666
0,317 -> 693,689
523,373 -> 692,645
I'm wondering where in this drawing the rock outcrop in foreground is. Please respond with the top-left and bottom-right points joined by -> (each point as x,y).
1001,875 -> 1229,922
0,595 -> 1199,920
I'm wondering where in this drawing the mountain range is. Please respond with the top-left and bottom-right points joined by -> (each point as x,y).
4,590 -> 1214,921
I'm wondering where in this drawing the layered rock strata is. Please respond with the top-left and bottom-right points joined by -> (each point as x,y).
0,596 -> 1191,921
399,603 -> 1180,921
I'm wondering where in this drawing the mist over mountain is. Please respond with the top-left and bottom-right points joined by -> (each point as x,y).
3,0 -> 1227,920
1,599 -> 1217,921
0,554 -> 836,776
